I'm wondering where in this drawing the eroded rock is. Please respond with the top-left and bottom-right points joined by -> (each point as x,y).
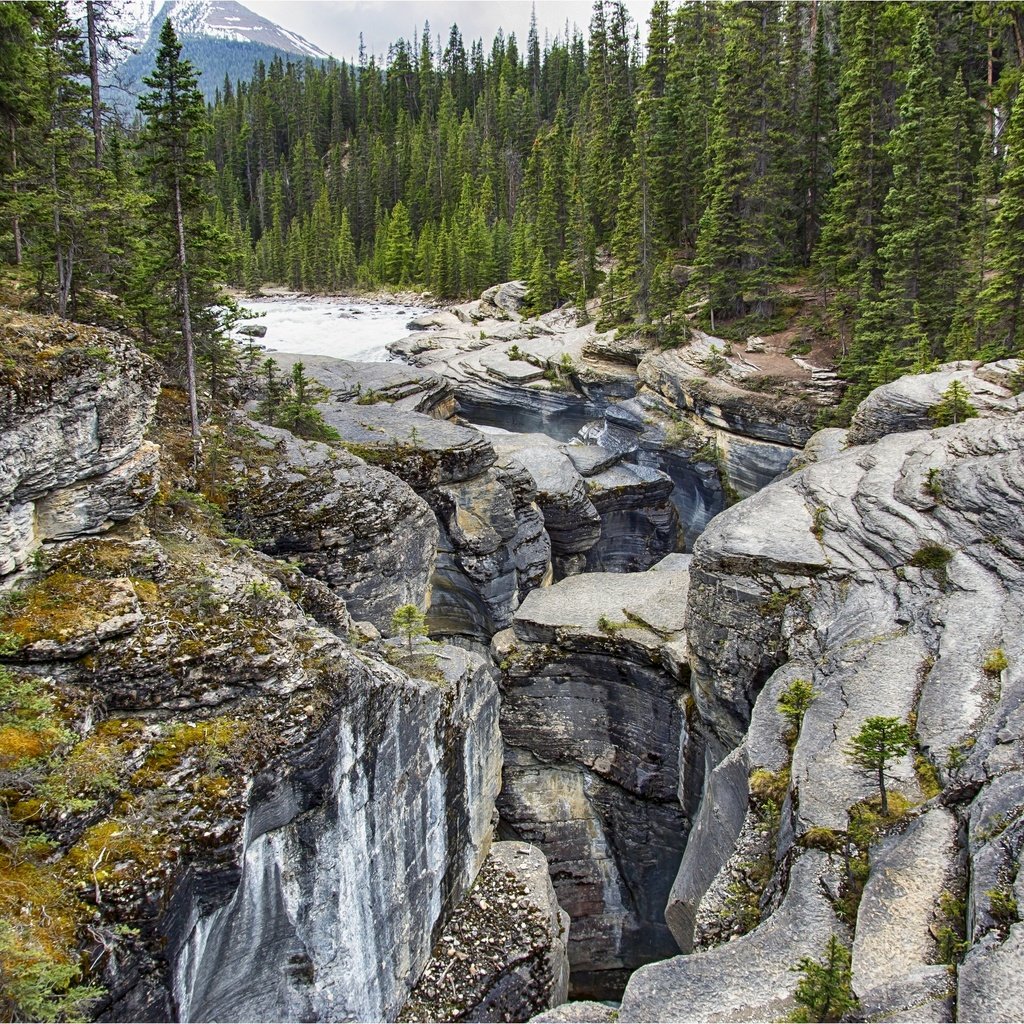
494,568 -> 691,997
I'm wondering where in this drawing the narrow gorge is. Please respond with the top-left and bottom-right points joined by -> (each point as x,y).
2,283 -> 1022,1023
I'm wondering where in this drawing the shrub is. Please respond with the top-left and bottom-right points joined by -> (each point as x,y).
908,543 -> 953,584
777,678 -> 819,740
788,935 -> 858,1022
982,647 -> 1008,675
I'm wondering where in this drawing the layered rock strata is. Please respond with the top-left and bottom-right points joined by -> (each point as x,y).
1,313 -> 160,576
487,431 -> 681,577
493,565 -> 691,998
618,412 -> 1024,1021
217,415 -> 438,630
307,402 -> 550,640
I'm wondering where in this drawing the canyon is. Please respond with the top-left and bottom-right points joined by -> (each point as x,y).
1,288 -> 1022,1022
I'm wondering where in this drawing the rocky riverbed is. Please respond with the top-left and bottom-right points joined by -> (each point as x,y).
2,293 -> 1022,1023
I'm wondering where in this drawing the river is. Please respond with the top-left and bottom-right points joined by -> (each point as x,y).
234,296 -> 430,362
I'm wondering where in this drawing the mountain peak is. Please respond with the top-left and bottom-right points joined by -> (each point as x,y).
126,0 -> 330,59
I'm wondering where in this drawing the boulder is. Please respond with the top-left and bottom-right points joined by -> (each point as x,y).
848,361 -> 1021,446
269,352 -> 454,415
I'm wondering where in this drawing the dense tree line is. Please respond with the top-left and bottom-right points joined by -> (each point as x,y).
2,2 -> 1024,414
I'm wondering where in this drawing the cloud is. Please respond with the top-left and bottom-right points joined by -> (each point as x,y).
244,1 -> 652,61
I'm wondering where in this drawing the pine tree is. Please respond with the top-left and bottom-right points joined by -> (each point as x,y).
693,1 -> 789,325
852,17 -> 959,375
976,89 -> 1024,356
137,18 -> 226,460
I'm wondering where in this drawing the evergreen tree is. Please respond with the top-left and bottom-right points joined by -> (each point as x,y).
137,18 -> 227,459
845,715 -> 912,816
605,96 -> 655,324
852,17 -> 960,378
976,90 -> 1024,356
816,3 -> 914,348
693,1 -> 789,325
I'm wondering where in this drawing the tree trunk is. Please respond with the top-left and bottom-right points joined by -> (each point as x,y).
10,124 -> 22,265
86,2 -> 103,169
878,765 -> 888,816
173,175 -> 202,461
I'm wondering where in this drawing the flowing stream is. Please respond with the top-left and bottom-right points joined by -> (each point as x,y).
234,296 -> 429,361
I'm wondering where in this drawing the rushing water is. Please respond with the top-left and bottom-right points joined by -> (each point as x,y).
233,297 -> 429,361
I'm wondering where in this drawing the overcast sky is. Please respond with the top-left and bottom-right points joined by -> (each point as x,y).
244,1 -> 653,62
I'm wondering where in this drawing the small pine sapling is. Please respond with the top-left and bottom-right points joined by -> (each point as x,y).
845,716 -> 913,816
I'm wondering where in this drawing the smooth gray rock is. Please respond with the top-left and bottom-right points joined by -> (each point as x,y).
173,643 -> 502,1024
500,445 -> 602,576
665,744 -> 749,951
270,352 -> 453,414
618,853 -> 842,1023
670,408 -> 1024,1024
638,341 -> 823,447
855,967 -> 955,1023
531,1002 -> 618,1023
427,460 -> 550,640
584,463 -> 681,572
848,361 -> 1020,446
957,926 -> 1024,1022
319,403 -> 497,488
853,808 -> 958,998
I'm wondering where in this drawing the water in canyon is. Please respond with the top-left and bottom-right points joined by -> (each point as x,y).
234,296 -> 429,361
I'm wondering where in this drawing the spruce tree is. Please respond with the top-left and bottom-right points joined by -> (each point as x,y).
976,89 -> 1024,356
137,18 -> 226,459
816,3 -> 914,348
693,1 -> 789,325
852,17 -> 957,378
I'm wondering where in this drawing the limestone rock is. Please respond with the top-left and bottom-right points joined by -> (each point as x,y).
852,808 -> 959,998
319,403 -> 496,488
617,853 -> 842,1023
269,352 -> 453,415
531,1002 -> 618,1023
0,312 -> 160,575
855,967 -> 955,1023
848,361 -> 1020,446
172,643 -> 502,1023
957,926 -> 1024,1022
496,567 -> 691,996
220,416 -> 438,630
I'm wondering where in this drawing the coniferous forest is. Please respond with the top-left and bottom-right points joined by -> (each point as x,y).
2,1 -> 1024,417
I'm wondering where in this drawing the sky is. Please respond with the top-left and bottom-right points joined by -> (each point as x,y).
243,1 -> 654,62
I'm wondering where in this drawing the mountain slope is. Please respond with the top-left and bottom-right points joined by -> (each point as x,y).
115,0 -> 329,104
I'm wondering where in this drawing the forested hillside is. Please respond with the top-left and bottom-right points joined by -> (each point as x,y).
2,2 -> 1024,417
204,1 -> 1024,412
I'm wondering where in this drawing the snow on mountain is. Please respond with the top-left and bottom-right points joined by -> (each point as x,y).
122,0 -> 329,59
